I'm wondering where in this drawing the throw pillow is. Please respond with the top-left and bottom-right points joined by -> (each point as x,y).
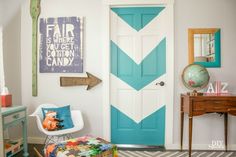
42,105 -> 74,131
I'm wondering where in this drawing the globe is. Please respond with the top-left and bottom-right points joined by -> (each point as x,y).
182,64 -> 210,92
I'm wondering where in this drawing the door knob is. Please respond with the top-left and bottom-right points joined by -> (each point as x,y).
156,81 -> 165,86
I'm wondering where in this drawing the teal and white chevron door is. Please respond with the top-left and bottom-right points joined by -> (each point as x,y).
110,6 -> 169,146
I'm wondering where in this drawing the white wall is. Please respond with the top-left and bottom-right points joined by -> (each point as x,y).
174,0 -> 236,149
0,0 -> 23,105
0,0 -> 2,25
1,0 -> 24,28
1,0 -> 23,140
21,0 -> 103,140
0,27 -> 4,89
3,0 -> 236,149
0,0 -> 3,88
0,27 -> 4,157
0,1 -> 5,155
2,9 -> 22,105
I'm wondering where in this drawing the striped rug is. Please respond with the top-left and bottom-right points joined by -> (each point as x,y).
118,151 -> 236,157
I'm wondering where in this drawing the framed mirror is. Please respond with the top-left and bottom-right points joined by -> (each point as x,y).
188,28 -> 221,67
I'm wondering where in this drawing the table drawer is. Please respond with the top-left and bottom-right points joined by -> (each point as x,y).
3,111 -> 25,125
193,101 -> 230,112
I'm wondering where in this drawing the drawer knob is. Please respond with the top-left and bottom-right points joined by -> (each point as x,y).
13,114 -> 20,119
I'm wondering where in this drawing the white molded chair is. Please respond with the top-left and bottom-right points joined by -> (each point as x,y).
30,104 -> 84,146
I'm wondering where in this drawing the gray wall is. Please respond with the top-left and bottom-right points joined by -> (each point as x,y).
174,0 -> 236,148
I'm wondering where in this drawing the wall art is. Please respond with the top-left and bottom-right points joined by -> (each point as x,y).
39,17 -> 83,73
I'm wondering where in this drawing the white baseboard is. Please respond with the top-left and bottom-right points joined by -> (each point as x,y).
28,137 -> 236,151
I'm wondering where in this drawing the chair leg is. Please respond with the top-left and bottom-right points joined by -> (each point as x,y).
69,134 -> 73,139
43,136 -> 49,151
34,147 -> 43,157
44,136 -> 55,150
43,134 -> 74,150
67,134 -> 73,139
44,136 -> 49,146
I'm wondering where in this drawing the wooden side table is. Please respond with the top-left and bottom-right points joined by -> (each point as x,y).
1,106 -> 29,157
180,94 -> 236,157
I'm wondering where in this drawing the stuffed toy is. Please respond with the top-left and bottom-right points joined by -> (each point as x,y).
43,111 -> 64,131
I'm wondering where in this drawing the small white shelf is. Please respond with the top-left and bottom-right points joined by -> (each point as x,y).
4,139 -> 23,157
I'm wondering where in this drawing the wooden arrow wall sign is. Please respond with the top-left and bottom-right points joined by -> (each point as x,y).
60,72 -> 102,90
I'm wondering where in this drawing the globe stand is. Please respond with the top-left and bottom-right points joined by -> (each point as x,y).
187,90 -> 204,96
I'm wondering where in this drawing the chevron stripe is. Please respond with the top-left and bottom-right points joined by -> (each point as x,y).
111,7 -> 165,31
110,38 -> 166,91
111,105 -> 165,145
110,74 -> 166,123
111,8 -> 168,64
118,151 -> 236,157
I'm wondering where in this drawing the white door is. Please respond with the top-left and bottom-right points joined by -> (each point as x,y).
110,6 -> 172,145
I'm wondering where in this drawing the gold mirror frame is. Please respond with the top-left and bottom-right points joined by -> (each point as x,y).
188,28 -> 221,67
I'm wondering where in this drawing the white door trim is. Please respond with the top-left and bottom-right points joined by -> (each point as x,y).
103,0 -> 174,5
102,0 -> 174,147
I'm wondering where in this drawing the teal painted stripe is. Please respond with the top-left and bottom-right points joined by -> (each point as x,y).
214,30 -> 221,67
111,7 -> 165,31
194,29 -> 221,67
111,38 -> 166,91
111,105 -> 166,145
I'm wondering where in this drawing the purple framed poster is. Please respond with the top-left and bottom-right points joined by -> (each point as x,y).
39,17 -> 83,73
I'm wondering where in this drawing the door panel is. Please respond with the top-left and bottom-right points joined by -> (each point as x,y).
110,6 -> 167,145
111,7 -> 165,31
111,39 -> 166,91
111,106 -> 166,145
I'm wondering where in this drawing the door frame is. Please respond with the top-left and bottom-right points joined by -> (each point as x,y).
102,0 -> 175,148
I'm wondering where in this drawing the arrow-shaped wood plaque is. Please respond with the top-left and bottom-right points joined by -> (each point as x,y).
60,72 -> 102,90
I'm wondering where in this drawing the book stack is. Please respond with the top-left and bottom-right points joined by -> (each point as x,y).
4,139 -> 23,157
205,81 -> 229,95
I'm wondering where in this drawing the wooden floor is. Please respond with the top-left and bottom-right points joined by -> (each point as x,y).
15,144 -> 44,157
